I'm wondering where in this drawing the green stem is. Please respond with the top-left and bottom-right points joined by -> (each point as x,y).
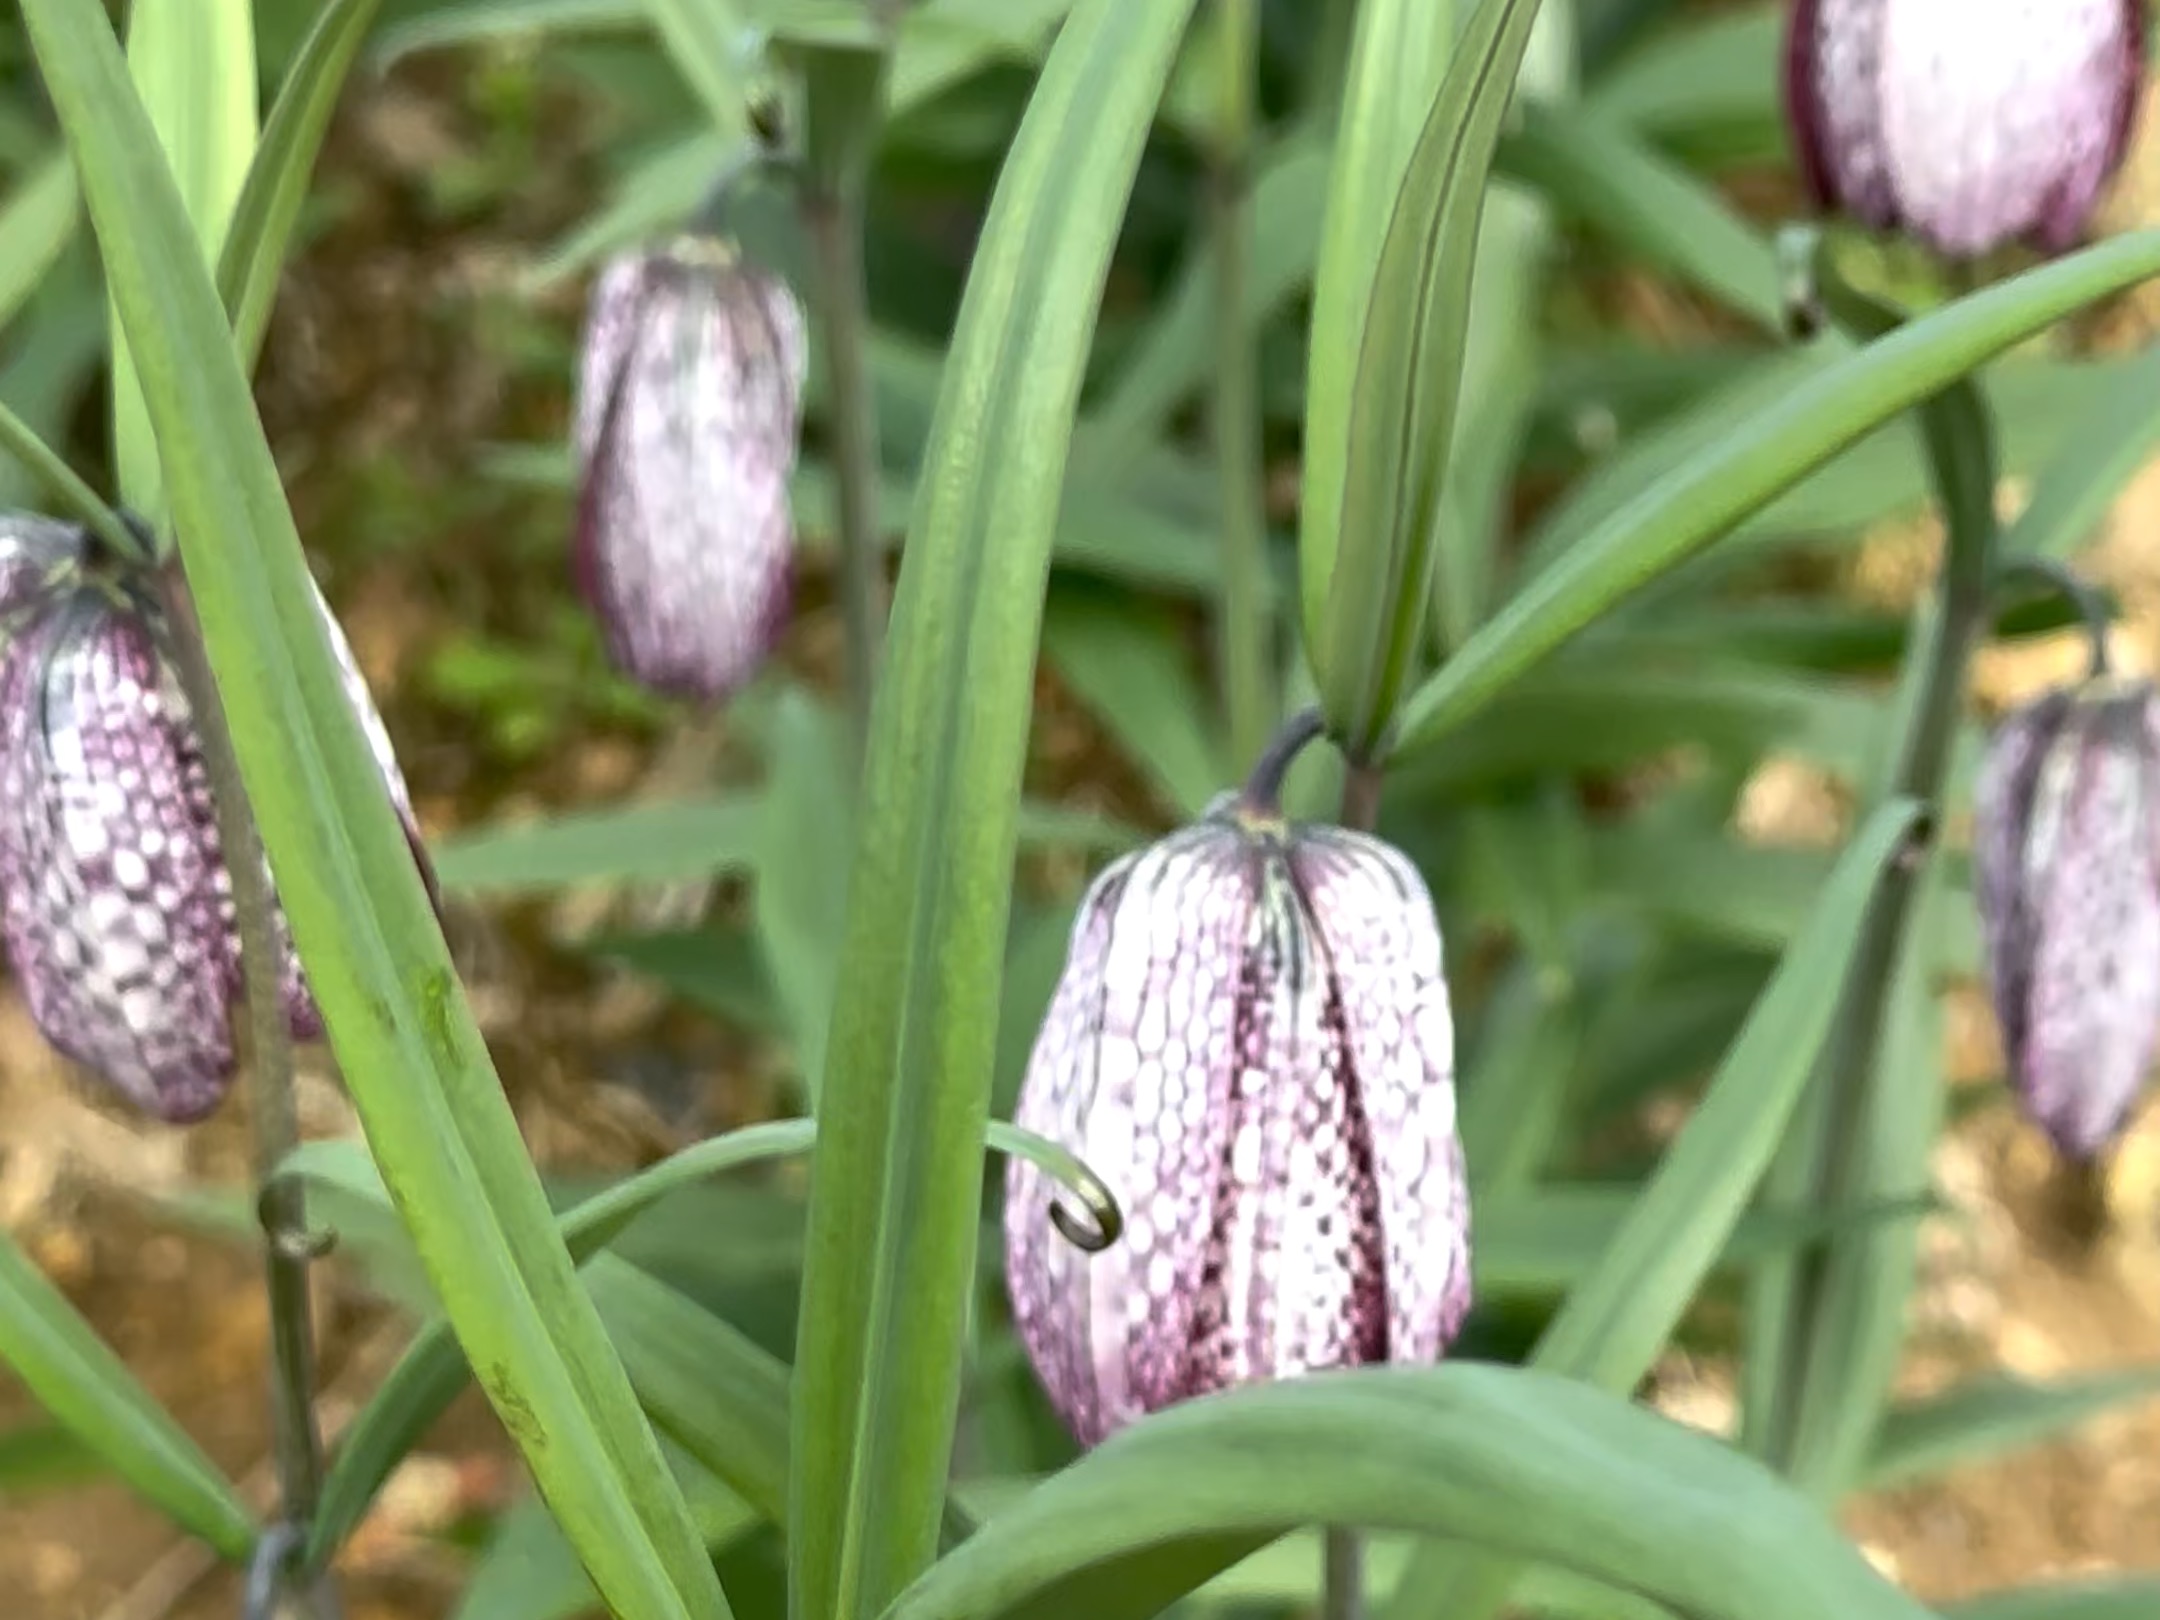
1210,0 -> 1274,770
158,562 -> 338,1620
802,49 -> 893,758
0,399 -> 151,565
1324,1526 -> 1365,1620
1757,234 -> 1995,1491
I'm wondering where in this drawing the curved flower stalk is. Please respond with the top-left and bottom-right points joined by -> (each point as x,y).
573,233 -> 810,701
0,518 -> 426,1122
1973,669 -> 2160,1160
1003,712 -> 1472,1446
1784,0 -> 2146,260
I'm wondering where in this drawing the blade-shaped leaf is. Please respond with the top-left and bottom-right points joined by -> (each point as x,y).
0,1222 -> 254,1559
755,691 -> 856,1101
1863,1366 -> 2160,1491
1310,0 -> 1551,753
878,1366 -> 1940,1620
19,6 -> 727,1616
111,0 -> 257,515
1382,798 -> 1922,1620
0,152 -> 79,333
788,4 -> 1202,1616
1395,232 -> 2160,753
218,0 -> 383,372
643,0 -> 754,137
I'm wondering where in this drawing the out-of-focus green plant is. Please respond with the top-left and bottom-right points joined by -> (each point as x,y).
1,2 -> 2159,1620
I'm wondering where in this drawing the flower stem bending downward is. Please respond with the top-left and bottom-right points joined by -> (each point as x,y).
1992,553 -> 2113,679
1752,228 -> 1996,1495
158,563 -> 338,1620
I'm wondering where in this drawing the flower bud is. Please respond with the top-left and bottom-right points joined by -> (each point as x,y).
1784,0 -> 2145,260
573,235 -> 809,701
0,571 -> 426,1122
1972,677 -> 2160,1159
1003,787 -> 1471,1446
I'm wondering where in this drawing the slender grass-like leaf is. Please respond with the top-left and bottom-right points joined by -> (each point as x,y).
218,0 -> 383,372
1998,342 -> 2160,561
0,394 -> 144,561
1947,1579 -> 2160,1620
300,1120 -> 815,1565
431,794 -> 765,893
755,691 -> 856,1104
0,1223 -> 254,1559
1495,101 -> 1779,330
878,1367 -> 1940,1620
788,4 -> 1201,1616
1042,593 -> 1229,817
1863,1367 -> 2160,1491
1395,231 -> 2160,752
18,7 -> 726,1616
0,152 -> 79,332
1312,0 -> 1551,755
1298,0 -> 1454,652
643,0 -> 753,137
110,0 -> 257,516
1383,799 -> 1922,1620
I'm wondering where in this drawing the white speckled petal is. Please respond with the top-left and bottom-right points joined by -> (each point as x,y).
1878,0 -> 2140,257
1289,826 -> 1470,1363
0,516 -> 84,628
2016,689 -> 2160,1156
1972,686 -> 2075,1081
1791,0 -> 1899,226
574,240 -> 808,701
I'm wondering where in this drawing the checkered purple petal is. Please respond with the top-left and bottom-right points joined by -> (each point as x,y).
573,239 -> 808,702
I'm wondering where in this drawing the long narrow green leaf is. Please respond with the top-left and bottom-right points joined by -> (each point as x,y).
1383,797 -> 1922,1620
1298,0 -> 1454,650
878,1367 -> 1939,1620
1395,231 -> 2160,753
19,7 -> 725,1617
1948,1579 -> 2160,1620
0,152 -> 79,332
643,0 -> 753,137
302,1119 -> 816,1566
0,1223 -> 254,1559
1863,1367 -> 2160,1491
111,0 -> 257,516
1998,342 -> 2160,561
1495,101 -> 1779,329
1314,0 -> 1552,754
788,4 -> 1200,1616
217,0 -> 384,372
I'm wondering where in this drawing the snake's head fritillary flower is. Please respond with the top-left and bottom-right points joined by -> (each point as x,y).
573,234 -> 809,702
1785,0 -> 2145,260
1003,715 -> 1471,1447
1973,675 -> 2160,1160
0,563 -> 426,1122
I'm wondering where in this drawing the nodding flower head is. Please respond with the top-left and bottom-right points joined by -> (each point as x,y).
1973,674 -> 2160,1160
1785,0 -> 2145,260
1003,718 -> 1471,1446
0,518 -> 427,1122
573,234 -> 809,702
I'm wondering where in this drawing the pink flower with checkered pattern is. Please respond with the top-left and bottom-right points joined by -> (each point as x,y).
1972,676 -> 2160,1159
573,235 -> 808,702
1003,717 -> 1471,1446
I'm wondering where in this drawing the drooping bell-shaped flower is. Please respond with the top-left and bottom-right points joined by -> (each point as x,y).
573,234 -> 809,701
1003,713 -> 1472,1446
0,528 -> 427,1123
1972,673 -> 2160,1160
1785,0 -> 2146,260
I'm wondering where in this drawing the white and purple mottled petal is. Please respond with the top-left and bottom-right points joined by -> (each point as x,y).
1289,826 -> 1470,1362
1972,685 -> 2075,1083
573,238 -> 809,702
1787,0 -> 1899,229
0,594 -> 237,1121
2016,690 -> 2160,1157
0,516 -> 85,627
1878,0 -> 2142,258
